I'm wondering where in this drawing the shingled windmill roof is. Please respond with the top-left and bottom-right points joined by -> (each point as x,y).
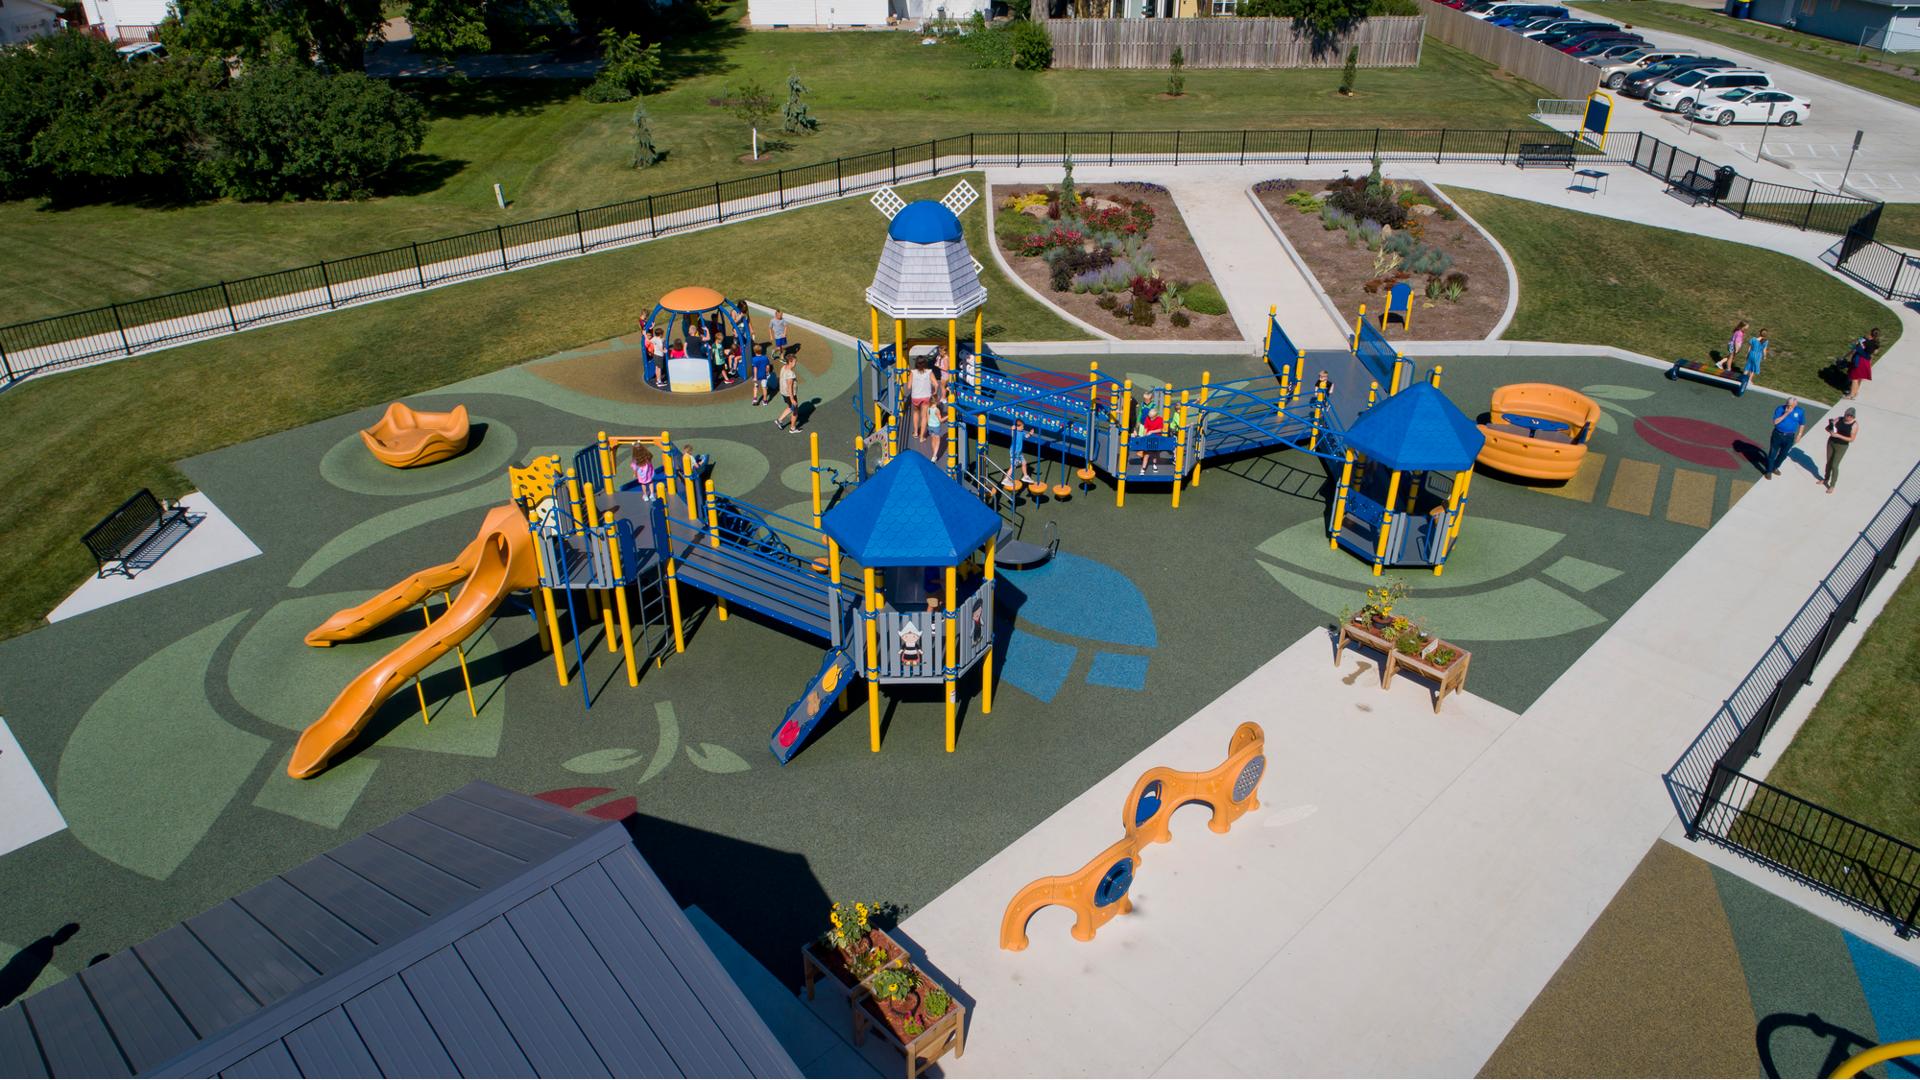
865,201 -> 988,321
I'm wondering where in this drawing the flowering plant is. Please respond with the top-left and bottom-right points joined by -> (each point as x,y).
825,900 -> 876,951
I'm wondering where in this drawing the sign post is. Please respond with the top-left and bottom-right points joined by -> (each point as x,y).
1838,129 -> 1864,195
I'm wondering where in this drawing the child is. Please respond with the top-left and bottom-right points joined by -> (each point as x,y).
770,309 -> 789,352
629,445 -> 656,500
1135,389 -> 1169,474
1719,320 -> 1748,373
1744,328 -> 1769,378
749,343 -> 772,406
908,356 -> 936,442
927,399 -> 946,461
1007,418 -> 1037,487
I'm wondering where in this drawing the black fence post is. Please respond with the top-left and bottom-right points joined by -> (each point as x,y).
1306,129 -> 1314,164
1803,190 -> 1818,231
929,139 -> 938,176
648,195 -> 658,238
0,341 -> 12,383
714,181 -> 724,222
110,303 -> 133,354
1501,130 -> 1513,164
1683,762 -> 1721,840
575,210 -> 588,253
1109,130 -> 1115,167
1435,128 -> 1446,164
970,132 -> 977,168
411,242 -> 427,288
219,281 -> 239,331
1016,132 -> 1023,168
778,169 -> 786,209
1240,130 -> 1248,166
836,158 -> 844,196
1173,129 -> 1181,165
1373,128 -> 1381,159
494,228 -> 509,270
318,263 -> 337,309
891,147 -> 898,183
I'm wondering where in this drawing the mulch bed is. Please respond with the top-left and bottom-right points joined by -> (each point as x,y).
989,182 -> 1238,341
1255,179 -> 1508,342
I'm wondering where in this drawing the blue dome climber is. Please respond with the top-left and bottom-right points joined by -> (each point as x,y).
888,201 -> 965,244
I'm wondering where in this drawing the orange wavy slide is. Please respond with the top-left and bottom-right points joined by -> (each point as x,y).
291,505 -> 540,778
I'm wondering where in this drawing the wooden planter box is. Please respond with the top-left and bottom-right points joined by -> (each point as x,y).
801,930 -> 908,1008
1334,618 -> 1472,713
853,967 -> 967,1079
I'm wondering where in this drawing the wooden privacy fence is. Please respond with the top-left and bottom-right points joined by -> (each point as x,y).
1045,15 -> 1425,69
1419,0 -> 1598,99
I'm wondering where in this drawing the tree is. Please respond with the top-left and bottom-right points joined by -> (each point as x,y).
406,0 -> 491,57
630,102 -> 663,168
1237,0 -> 1371,32
585,28 -> 664,102
1167,45 -> 1184,96
1339,44 -> 1358,94
727,78 -> 776,157
1059,152 -> 1077,211
161,0 -> 386,71
201,63 -> 425,198
781,69 -> 817,133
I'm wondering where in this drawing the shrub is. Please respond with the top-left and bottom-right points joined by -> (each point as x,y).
1170,311 -> 1191,328
1326,185 -> 1407,229
1097,294 -> 1119,311
1339,46 -> 1358,95
1285,189 -> 1322,213
1011,20 -> 1054,70
1184,281 -> 1227,315
1167,46 -> 1185,96
995,208 -> 1046,243
586,30 -> 665,102
1130,275 -> 1166,306
1048,246 -> 1113,291
1130,302 -> 1157,327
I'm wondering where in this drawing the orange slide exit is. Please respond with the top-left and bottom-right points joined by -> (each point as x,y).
290,505 -> 540,778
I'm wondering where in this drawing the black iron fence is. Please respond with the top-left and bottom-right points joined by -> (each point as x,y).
1665,459 -> 1920,937
1829,205 -> 1920,302
0,126 -> 1882,390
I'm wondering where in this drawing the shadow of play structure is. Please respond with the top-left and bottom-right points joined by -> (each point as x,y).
999,722 -> 1267,951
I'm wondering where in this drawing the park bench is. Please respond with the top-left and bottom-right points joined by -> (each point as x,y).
81,489 -> 192,578
1669,170 -> 1718,205
1667,357 -> 1752,396
1516,142 -> 1576,169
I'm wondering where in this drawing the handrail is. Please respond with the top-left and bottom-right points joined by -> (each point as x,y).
1830,1040 -> 1920,1079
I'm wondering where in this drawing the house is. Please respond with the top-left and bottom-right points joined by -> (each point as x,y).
76,0 -> 169,41
0,0 -> 65,45
0,781 -> 801,1078
1742,0 -> 1920,51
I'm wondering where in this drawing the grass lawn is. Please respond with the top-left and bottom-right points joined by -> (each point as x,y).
1577,0 -> 1920,109
1443,187 -> 1900,402
1760,558 -> 1920,842
1873,202 -> 1920,249
0,30 -> 1551,324
0,171 -> 1079,641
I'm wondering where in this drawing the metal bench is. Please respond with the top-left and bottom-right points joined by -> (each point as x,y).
1516,142 -> 1576,169
81,489 -> 193,577
1669,169 -> 1718,205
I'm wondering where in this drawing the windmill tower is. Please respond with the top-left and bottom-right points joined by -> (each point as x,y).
865,180 -> 988,376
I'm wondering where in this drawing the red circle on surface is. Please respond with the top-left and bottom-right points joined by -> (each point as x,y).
1634,415 -> 1749,470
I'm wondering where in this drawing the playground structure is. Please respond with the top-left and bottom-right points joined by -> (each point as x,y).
1475,384 -> 1601,482
642,286 -> 753,393
1330,382 -> 1486,577
358,402 -> 471,469
998,722 -> 1266,951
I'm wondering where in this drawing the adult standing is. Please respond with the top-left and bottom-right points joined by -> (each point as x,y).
775,351 -> 803,434
1847,328 -> 1881,400
1821,407 -> 1858,494
1762,395 -> 1806,479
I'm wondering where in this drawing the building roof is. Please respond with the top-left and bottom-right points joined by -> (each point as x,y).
822,451 -> 1000,568
1341,382 -> 1485,472
887,201 -> 964,244
656,286 -> 729,314
0,782 -> 799,1080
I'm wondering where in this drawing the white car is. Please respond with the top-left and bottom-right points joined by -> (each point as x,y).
1647,68 -> 1771,112
1691,88 -> 1812,126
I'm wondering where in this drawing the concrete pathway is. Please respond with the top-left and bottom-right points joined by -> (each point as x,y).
48,492 -> 262,624
0,717 -> 64,859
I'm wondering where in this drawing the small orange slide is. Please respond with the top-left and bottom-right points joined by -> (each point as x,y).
291,505 -> 540,778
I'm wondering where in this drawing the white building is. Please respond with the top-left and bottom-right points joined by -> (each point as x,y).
77,0 -> 171,41
746,0 -> 988,26
0,0 -> 65,45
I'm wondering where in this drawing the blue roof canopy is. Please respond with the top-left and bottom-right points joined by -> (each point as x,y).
1343,383 -> 1486,472
888,201 -> 964,244
824,452 -> 999,567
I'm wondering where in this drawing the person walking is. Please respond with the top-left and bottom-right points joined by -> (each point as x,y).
1762,395 -> 1806,479
1846,328 -> 1881,400
774,351 -> 803,434
748,343 -> 771,406
1719,320 -> 1748,373
1821,407 -> 1858,494
1744,328 -> 1769,379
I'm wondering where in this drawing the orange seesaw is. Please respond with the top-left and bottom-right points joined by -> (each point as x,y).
999,722 -> 1266,951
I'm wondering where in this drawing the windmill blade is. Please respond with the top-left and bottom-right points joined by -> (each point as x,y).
870,187 -> 906,220
941,180 -> 979,216
971,257 -> 984,276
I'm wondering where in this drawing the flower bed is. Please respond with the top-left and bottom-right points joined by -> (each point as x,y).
1255,173 -> 1507,342
991,172 -> 1237,341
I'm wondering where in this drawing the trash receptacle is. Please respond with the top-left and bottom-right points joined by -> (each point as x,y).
1712,164 -> 1737,200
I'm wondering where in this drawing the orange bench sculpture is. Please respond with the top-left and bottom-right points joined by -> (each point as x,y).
361,402 -> 472,469
1474,383 -> 1599,482
999,722 -> 1266,951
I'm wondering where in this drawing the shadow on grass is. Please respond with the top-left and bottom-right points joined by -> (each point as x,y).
407,77 -> 588,120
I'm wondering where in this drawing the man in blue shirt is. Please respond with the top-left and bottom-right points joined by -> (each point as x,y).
1764,396 -> 1805,479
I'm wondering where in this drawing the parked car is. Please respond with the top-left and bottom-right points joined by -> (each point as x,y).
1487,5 -> 1568,25
1648,68 -> 1771,112
1595,49 -> 1694,83
1578,42 -> 1650,63
1510,15 -> 1566,30
1533,25 -> 1620,46
1564,35 -> 1645,56
1690,87 -> 1812,126
1620,56 -> 1735,97
1526,20 -> 1613,40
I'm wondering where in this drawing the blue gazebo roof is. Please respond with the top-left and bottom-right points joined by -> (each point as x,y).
824,452 -> 1000,567
1343,383 -> 1485,472
888,201 -> 964,243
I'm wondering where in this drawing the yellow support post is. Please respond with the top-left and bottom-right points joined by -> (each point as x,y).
947,319 -> 958,378
870,306 -> 881,350
440,590 -> 479,718
1434,472 -> 1467,576
604,512 -> 638,686
414,604 -> 433,724
1368,380 -> 1380,409
982,538 -> 995,714
944,564 -> 958,753
945,400 -> 958,476
1293,350 -> 1307,403
887,418 -> 898,463
1263,304 -> 1275,355
597,430 -> 615,497
893,320 -> 906,371
528,510 -> 569,686
1430,364 -> 1444,389
1389,351 -> 1405,396
1190,376 -> 1207,490
864,567 -> 881,752
1172,390 -> 1191,509
1089,360 -> 1099,409
1373,469 -> 1402,577
1352,304 -> 1368,352
1116,379 -> 1133,509
659,483 -> 686,654
1447,471 -> 1473,544
704,479 -> 727,622
973,308 -> 983,367
809,431 -> 823,529
1277,362 -> 1291,415
1199,370 -> 1212,409
1330,449 -> 1356,549
1308,377 -> 1327,454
